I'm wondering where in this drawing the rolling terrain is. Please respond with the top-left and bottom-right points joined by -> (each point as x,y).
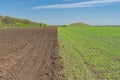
0,16 -> 47,28
0,26 -> 120,80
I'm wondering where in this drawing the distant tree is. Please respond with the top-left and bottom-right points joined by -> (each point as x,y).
62,25 -> 67,27
39,23 -> 47,27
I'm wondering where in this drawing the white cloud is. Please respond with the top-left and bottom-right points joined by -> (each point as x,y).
31,0 -> 120,9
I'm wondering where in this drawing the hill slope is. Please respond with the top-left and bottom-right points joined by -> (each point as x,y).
69,22 -> 91,27
0,15 -> 47,28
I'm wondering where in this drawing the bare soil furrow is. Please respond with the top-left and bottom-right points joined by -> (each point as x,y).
0,27 -> 60,80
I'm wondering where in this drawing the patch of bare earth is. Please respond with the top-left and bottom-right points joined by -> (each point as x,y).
0,27 -> 60,80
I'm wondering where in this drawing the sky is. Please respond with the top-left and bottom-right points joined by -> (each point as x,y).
0,0 -> 120,25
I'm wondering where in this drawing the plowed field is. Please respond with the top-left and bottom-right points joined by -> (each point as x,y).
0,27 -> 60,80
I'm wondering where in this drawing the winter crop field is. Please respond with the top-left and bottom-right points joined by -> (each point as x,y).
58,27 -> 120,80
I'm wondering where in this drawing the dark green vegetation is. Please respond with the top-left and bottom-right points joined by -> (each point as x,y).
0,15 -> 47,28
58,27 -> 120,80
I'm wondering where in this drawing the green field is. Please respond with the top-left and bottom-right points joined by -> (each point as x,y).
58,27 -> 120,80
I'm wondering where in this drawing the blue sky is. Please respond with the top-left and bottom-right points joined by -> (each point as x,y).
0,0 -> 120,25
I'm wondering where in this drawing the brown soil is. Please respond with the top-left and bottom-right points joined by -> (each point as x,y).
0,27 -> 60,80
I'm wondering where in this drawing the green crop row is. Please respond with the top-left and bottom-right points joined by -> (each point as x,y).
58,27 -> 120,80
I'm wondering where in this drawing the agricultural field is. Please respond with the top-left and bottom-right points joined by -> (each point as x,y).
0,27 -> 60,80
0,26 -> 120,80
58,27 -> 120,80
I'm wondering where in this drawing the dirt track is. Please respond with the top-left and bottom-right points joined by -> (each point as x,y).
0,27 -> 60,80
